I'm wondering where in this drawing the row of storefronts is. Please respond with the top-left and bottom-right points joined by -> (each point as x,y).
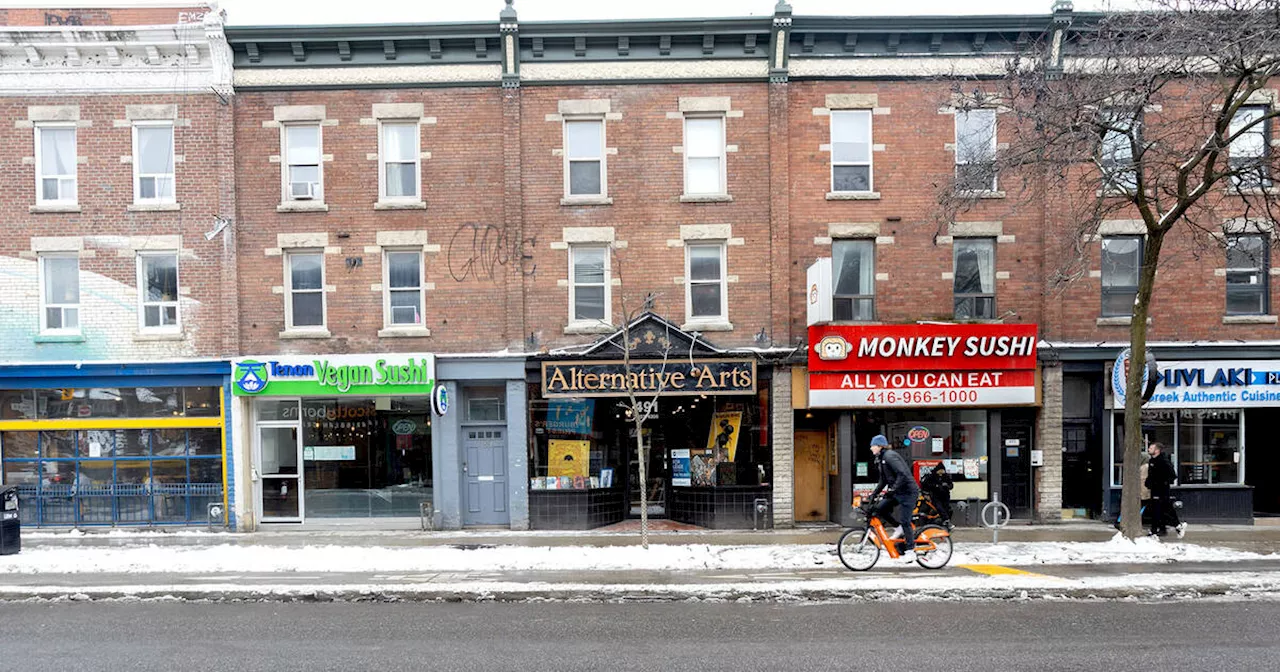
2,315 -> 1278,529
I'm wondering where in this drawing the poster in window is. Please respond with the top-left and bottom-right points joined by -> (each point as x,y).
706,411 -> 743,461
691,453 -> 717,486
548,439 -> 590,478
671,448 -> 692,486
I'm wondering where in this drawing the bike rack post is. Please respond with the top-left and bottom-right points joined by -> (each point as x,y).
981,493 -> 1011,544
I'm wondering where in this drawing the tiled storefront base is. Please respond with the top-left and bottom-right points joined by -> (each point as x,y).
669,486 -> 773,529
528,489 -> 627,530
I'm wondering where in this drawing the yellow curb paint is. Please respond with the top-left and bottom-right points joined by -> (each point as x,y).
957,564 -> 1049,577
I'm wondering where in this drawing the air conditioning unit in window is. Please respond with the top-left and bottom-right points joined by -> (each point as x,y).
290,181 -> 318,200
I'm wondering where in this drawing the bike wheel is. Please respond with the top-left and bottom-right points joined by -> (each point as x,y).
837,525 -> 880,571
913,525 -> 953,569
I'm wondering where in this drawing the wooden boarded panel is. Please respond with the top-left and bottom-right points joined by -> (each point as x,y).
794,430 -> 829,522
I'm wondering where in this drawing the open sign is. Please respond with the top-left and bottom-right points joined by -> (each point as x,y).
907,426 -> 931,443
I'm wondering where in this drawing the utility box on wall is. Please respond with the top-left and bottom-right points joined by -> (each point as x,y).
806,258 -> 832,326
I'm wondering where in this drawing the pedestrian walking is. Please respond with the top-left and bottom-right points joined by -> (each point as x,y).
1145,442 -> 1187,538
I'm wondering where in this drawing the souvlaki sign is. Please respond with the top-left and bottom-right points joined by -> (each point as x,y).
807,324 -> 1039,408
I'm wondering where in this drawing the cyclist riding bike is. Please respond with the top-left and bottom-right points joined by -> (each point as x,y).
868,434 -> 919,564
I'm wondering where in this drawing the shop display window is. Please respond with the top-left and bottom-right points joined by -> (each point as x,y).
1112,409 -> 1241,486
854,410 -> 990,499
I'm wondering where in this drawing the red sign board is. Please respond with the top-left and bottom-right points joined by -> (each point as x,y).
807,324 -> 1039,408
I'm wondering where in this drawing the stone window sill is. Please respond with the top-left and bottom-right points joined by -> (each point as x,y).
279,329 -> 332,339
374,200 -> 427,211
826,191 -> 881,201
35,333 -> 85,343
1223,315 -> 1278,325
1227,186 -> 1279,196
277,201 -> 330,213
1096,316 -> 1152,326
681,320 -> 733,332
127,202 -> 181,212
561,196 -> 613,206
564,322 -> 615,335
679,194 -> 734,203
30,204 -> 81,214
956,190 -> 1006,199
378,327 -> 432,338
134,331 -> 185,342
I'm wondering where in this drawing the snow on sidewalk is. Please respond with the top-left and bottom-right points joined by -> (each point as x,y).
1,533 -> 1273,575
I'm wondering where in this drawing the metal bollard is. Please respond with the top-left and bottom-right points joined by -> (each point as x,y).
420,501 -> 435,531
753,498 -> 771,530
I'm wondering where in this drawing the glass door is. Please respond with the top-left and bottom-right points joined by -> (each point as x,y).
258,424 -> 303,522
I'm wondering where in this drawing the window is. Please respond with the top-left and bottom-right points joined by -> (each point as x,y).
1111,410 -> 1175,486
953,238 -> 996,319
137,252 -> 179,331
569,245 -> 609,323
285,252 -> 325,329
1226,234 -> 1269,315
831,110 -> 873,193
954,109 -> 997,192
684,116 -> 725,195
1113,409 -> 1242,486
564,119 -> 605,198
466,387 -> 507,422
1100,110 -> 1140,192
40,255 -> 80,333
283,124 -> 322,201
35,125 -> 77,204
379,122 -> 419,200
384,250 -> 424,326
1101,235 -> 1142,317
685,243 -> 726,322
832,239 -> 875,321
132,123 -> 175,203
1230,106 -> 1271,189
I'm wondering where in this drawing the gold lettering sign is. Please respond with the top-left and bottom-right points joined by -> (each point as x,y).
541,360 -> 757,398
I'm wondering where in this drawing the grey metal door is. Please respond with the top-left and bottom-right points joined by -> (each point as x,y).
463,428 -> 508,526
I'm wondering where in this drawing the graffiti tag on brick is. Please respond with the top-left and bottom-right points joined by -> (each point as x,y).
446,223 -> 536,282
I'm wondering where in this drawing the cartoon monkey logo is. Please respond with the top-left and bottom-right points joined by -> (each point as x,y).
816,335 -> 851,361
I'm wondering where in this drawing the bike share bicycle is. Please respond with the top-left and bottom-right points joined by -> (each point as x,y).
837,493 -> 954,571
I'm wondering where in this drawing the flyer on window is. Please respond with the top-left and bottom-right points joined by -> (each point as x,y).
548,439 -> 590,478
705,411 -> 743,461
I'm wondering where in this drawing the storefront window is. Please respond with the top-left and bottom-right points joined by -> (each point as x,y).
1111,409 -> 1245,486
853,410 -> 990,499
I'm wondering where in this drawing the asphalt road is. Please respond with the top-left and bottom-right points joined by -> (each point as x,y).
1,600 -> 1277,672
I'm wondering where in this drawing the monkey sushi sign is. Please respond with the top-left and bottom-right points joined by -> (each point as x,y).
807,324 -> 1039,408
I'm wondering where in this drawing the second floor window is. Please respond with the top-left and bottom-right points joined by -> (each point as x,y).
1230,105 -> 1272,189
564,119 -> 605,198
133,123 -> 175,203
1226,234 -> 1269,315
1100,110 -> 1140,192
284,124 -> 322,201
832,239 -> 875,321
138,252 -> 179,330
570,245 -> 609,323
831,110 -> 872,193
40,255 -> 79,333
36,125 -> 77,204
686,243 -> 726,322
385,250 -> 425,326
286,252 -> 325,330
380,122 -> 420,201
954,238 -> 996,320
1101,235 -> 1143,317
684,116 -> 725,196
955,109 -> 997,192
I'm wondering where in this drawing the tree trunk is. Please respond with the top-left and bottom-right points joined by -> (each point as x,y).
1119,229 -> 1166,540
635,416 -> 649,549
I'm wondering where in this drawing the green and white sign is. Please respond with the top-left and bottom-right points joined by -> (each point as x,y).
232,354 -> 436,397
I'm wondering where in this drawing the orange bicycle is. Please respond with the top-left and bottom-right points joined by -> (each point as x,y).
837,494 -> 954,571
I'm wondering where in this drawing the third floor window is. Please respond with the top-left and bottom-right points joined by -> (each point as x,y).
36,125 -> 77,205
955,109 -> 997,192
684,116 -> 726,196
564,119 -> 605,198
284,124 -> 322,202
379,121 -> 420,201
133,123 -> 175,204
1230,105 -> 1272,189
830,110 -> 872,193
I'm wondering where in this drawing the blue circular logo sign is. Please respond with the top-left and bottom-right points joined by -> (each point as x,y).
234,360 -> 269,395
1112,348 -> 1158,407
431,384 -> 450,417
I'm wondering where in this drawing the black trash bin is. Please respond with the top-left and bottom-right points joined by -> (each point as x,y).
0,485 -> 19,555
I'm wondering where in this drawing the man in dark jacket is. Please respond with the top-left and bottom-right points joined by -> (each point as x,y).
869,434 -> 920,563
1145,442 -> 1187,538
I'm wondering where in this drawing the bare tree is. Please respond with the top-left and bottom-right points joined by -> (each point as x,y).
937,1 -> 1280,538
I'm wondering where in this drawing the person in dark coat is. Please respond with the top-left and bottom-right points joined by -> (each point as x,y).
1144,442 -> 1186,538
869,434 -> 920,562
920,462 -> 954,527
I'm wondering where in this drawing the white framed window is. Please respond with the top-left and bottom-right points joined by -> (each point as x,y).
569,245 -> 610,324
137,252 -> 180,331
379,121 -> 420,201
35,125 -> 77,205
39,254 -> 80,334
384,249 -> 425,327
285,251 -> 325,330
132,122 -> 175,203
1099,109 -> 1140,192
955,109 -> 997,192
683,116 -> 726,196
1230,105 -> 1272,189
685,242 -> 727,322
564,119 -> 605,198
283,123 -> 322,202
831,110 -> 872,193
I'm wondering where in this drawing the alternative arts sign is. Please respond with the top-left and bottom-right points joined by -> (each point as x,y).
232,354 -> 436,397
541,359 -> 757,398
